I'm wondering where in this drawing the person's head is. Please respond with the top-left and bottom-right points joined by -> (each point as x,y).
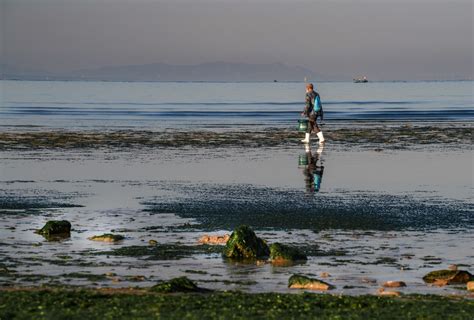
306,83 -> 313,92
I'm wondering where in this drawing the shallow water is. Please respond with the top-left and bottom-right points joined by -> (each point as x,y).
0,143 -> 472,294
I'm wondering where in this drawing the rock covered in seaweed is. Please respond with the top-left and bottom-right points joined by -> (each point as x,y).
288,274 -> 334,291
150,276 -> 210,293
36,220 -> 71,238
422,269 -> 473,285
88,234 -> 124,242
223,225 -> 269,260
269,243 -> 307,265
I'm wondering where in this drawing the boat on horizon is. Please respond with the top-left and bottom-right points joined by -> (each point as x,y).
353,76 -> 368,83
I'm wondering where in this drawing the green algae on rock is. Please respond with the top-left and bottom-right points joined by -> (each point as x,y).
423,270 -> 473,285
151,277 -> 210,293
88,234 -> 125,242
36,220 -> 71,238
269,243 -> 307,265
288,274 -> 334,291
222,225 -> 269,260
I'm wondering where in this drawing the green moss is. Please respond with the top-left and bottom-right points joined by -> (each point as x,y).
222,225 -> 269,260
269,243 -> 307,263
423,270 -> 473,284
88,234 -> 125,242
150,277 -> 208,293
2,288 -> 473,319
288,274 -> 334,290
36,220 -> 71,238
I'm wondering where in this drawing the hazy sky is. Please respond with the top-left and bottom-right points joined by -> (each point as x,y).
2,0 -> 473,80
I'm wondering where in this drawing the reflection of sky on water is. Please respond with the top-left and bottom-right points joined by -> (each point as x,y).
0,145 -> 472,293
1,146 -> 471,202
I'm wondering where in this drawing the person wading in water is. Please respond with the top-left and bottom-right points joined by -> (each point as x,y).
301,83 -> 325,145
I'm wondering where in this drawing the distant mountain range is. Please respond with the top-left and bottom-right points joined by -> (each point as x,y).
1,62 -> 324,82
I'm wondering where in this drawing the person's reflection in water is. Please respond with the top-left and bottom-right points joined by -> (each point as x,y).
301,144 -> 324,193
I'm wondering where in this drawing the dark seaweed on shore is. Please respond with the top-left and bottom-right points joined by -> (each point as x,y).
1,288 -> 473,320
142,183 -> 473,231
0,125 -> 471,150
0,195 -> 82,215
93,244 -> 223,260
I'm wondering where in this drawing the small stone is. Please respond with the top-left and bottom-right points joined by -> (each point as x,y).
256,260 -> 267,266
383,281 -> 406,288
448,264 -> 458,271
148,239 -> 158,246
467,281 -> 474,291
288,274 -> 334,291
320,272 -> 330,278
128,275 -> 146,281
88,234 -> 124,242
198,234 -> 230,245
377,288 -> 401,297
105,272 -> 117,277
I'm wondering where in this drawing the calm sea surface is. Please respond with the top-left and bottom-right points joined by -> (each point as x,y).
1,80 -> 472,130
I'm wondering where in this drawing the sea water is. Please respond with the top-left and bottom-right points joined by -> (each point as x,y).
1,80 -> 472,130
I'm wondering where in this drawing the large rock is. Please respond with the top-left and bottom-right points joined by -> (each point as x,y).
269,243 -> 307,265
223,225 -> 269,260
288,274 -> 334,291
36,220 -> 71,237
88,234 -> 124,242
150,277 -> 209,293
422,269 -> 473,285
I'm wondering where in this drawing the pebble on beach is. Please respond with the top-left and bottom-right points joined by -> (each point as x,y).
198,234 -> 230,245
467,281 -> 474,291
377,288 -> 401,297
383,281 -> 407,288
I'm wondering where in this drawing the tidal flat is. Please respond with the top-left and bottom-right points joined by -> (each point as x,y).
0,123 -> 473,319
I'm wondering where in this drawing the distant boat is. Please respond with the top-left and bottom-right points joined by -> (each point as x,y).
353,76 -> 368,83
